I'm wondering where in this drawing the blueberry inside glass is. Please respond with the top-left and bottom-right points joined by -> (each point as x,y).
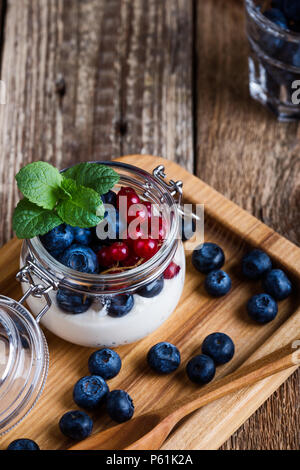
245,0 -> 300,121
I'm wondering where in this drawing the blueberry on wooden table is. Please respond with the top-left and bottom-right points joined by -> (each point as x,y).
59,410 -> 93,441
56,288 -> 92,314
137,277 -> 164,298
202,332 -> 235,365
262,269 -> 292,300
147,342 -> 181,374
186,354 -> 216,385
192,242 -> 225,274
73,375 -> 109,410
247,293 -> 278,324
204,270 -> 232,297
73,227 -> 92,246
40,223 -> 74,255
242,249 -> 272,280
107,294 -> 134,317
88,348 -> 122,380
59,244 -> 99,274
7,439 -> 40,450
106,390 -> 134,423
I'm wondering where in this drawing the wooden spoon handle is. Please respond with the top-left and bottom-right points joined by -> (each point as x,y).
163,342 -> 298,422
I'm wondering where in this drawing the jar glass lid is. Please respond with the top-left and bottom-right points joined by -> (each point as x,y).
0,295 -> 49,435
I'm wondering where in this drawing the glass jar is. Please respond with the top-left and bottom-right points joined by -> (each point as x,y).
18,162 -> 186,348
0,296 -> 49,435
245,0 -> 300,121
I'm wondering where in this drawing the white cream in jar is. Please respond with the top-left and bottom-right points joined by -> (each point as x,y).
23,245 -> 185,348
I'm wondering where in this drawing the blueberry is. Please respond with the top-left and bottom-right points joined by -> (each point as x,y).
186,354 -> 216,384
101,190 -> 117,207
73,227 -> 92,245
247,293 -> 278,324
59,244 -> 99,274
56,288 -> 92,314
73,375 -> 109,410
242,250 -> 272,280
204,270 -> 232,297
202,332 -> 235,365
283,0 -> 300,21
181,215 -> 196,242
40,223 -> 74,255
107,294 -> 134,317
271,0 -> 283,9
106,390 -> 134,423
147,342 -> 181,374
136,277 -> 164,298
59,410 -> 93,441
88,348 -> 122,380
262,269 -> 292,300
192,242 -> 225,274
7,439 -> 40,450
264,8 -> 288,30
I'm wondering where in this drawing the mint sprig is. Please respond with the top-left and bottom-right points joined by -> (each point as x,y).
13,199 -> 62,238
57,178 -> 104,228
16,161 -> 63,210
13,161 -> 119,239
64,162 -> 120,195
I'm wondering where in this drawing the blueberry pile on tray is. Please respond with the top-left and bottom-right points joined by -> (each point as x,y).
40,187 -> 182,317
58,347 -> 134,442
192,241 -> 292,325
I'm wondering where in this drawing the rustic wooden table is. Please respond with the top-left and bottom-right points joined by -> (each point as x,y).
0,0 -> 299,450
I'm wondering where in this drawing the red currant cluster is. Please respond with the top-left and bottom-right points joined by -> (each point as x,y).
96,186 -> 180,279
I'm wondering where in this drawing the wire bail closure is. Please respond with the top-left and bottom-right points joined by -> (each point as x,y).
16,258 -> 59,323
152,165 -> 183,205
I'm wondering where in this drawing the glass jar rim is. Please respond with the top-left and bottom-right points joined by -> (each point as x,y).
26,161 -> 180,294
245,0 -> 300,42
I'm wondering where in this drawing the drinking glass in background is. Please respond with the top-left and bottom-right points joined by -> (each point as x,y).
245,0 -> 300,121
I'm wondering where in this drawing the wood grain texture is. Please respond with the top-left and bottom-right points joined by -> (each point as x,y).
195,0 -> 300,450
0,0 -> 193,246
0,155 -> 299,451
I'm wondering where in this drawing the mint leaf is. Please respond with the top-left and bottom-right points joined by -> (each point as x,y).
64,163 -> 119,195
13,199 -> 62,239
57,178 -> 104,227
16,161 -> 63,210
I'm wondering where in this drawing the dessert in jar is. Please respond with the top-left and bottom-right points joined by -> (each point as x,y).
18,161 -> 186,348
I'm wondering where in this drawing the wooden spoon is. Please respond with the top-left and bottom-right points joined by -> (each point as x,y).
69,342 -> 298,450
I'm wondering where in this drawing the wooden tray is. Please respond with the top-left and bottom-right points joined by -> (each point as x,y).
0,155 -> 299,450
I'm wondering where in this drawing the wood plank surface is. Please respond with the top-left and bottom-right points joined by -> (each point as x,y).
0,0 -> 298,450
196,0 -> 300,450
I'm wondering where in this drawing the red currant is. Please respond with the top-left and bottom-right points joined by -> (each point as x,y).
97,246 -> 114,267
133,238 -> 158,259
121,253 -> 140,267
126,224 -> 146,243
144,201 -> 153,219
164,261 -> 181,279
109,242 -> 129,262
128,203 -> 148,224
117,187 -> 140,211
150,215 -> 167,241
